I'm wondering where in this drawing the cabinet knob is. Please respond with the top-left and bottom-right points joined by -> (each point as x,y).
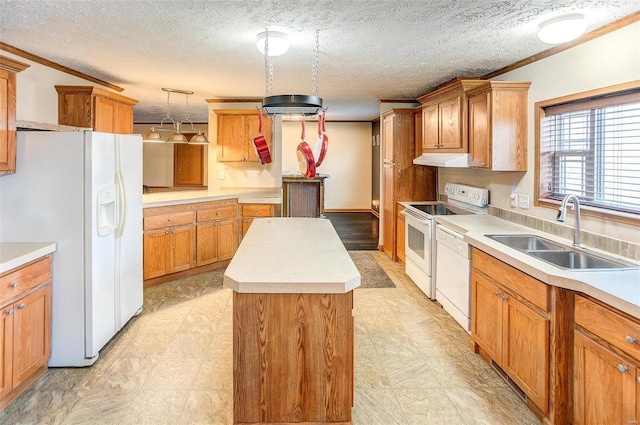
494,291 -> 500,296
480,162 -> 487,167
216,211 -> 221,215
501,296 -> 508,301
618,364 -> 628,373
626,335 -> 636,344
165,231 -> 169,235
243,219 -> 247,223
11,282 -> 19,289
6,309 -> 14,315
167,218 -> 173,222
171,230 -> 176,234
17,303 -> 25,310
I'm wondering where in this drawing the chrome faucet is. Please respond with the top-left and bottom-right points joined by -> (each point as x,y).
557,194 -> 583,248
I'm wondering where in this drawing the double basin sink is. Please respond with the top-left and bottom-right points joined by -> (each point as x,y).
486,234 -> 638,271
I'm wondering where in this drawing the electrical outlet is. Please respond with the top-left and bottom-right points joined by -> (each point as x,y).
218,171 -> 225,180
518,194 -> 530,209
509,193 -> 518,207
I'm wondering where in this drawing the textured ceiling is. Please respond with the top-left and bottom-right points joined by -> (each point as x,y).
1,0 -> 640,122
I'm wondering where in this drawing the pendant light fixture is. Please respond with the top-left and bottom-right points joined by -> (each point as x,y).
261,29 -> 323,117
142,88 -> 209,144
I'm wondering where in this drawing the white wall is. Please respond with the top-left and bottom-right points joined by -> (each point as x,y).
439,21 -> 640,244
282,121 -> 372,210
5,51 -> 105,124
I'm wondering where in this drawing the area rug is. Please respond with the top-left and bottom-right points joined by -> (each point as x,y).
348,251 -> 396,289
153,251 -> 395,292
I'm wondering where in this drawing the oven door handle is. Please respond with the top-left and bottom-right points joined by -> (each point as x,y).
401,209 -> 432,224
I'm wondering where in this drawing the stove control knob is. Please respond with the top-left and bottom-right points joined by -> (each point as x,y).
472,193 -> 480,200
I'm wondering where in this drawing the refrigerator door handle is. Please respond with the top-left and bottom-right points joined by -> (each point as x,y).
115,170 -> 126,237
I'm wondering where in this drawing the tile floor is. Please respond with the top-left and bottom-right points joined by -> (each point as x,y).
0,251 -> 541,425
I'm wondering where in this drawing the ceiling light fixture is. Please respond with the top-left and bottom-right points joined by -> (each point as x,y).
261,29 -> 323,117
142,88 -> 209,144
256,31 -> 289,56
537,13 -> 587,44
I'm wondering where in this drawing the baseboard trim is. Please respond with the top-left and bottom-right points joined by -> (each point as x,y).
324,208 -> 373,213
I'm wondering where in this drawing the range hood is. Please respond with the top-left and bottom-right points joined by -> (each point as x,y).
413,153 -> 469,168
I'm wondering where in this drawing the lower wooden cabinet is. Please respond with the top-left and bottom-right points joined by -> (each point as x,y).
396,203 -> 405,263
240,203 -> 275,238
143,199 -> 239,285
471,249 -> 549,412
0,256 -> 52,410
573,294 -> 640,425
143,225 -> 195,279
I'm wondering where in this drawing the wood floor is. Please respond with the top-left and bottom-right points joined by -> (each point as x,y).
325,212 -> 379,251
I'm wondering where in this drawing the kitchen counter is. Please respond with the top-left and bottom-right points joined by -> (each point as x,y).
143,187 -> 281,208
0,243 -> 57,274
435,214 -> 640,318
224,217 -> 360,293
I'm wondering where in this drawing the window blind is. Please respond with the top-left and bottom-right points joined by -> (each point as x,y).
540,95 -> 640,214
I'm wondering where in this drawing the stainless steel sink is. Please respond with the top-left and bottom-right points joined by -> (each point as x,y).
486,234 -> 568,251
528,249 -> 637,270
486,234 -> 639,270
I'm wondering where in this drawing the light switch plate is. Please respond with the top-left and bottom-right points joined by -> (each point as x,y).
218,171 -> 225,180
518,194 -> 530,209
510,193 -> 518,207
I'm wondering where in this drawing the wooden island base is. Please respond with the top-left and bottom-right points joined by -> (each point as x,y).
233,291 -> 354,425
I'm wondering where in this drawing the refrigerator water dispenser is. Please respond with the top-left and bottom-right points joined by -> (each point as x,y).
97,183 -> 117,236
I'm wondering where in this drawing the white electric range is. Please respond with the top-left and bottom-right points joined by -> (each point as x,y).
400,183 -> 488,316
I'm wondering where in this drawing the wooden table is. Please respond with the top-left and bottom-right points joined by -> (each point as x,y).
224,218 -> 360,425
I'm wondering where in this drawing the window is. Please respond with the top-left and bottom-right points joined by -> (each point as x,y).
536,82 -> 640,220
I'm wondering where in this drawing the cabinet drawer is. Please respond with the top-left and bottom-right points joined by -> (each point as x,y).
472,248 -> 548,311
0,257 -> 51,305
575,295 -> 640,360
143,211 -> 194,230
241,204 -> 273,217
197,205 -> 237,222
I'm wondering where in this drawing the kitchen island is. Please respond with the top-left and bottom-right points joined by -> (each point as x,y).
224,218 -> 360,425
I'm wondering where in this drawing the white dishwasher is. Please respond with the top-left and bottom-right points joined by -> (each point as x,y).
435,224 -> 471,333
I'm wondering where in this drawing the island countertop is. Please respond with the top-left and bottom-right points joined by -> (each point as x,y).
224,218 -> 361,293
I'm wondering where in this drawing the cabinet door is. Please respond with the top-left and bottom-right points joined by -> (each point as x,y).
170,225 -> 194,273
396,205 -> 405,263
468,91 -> 491,168
438,96 -> 462,150
114,103 -> 133,134
12,284 -> 51,389
93,96 -> 115,132
245,114 -> 271,162
196,222 -> 218,267
216,219 -> 238,261
0,305 -> 13,399
573,330 -> 637,425
471,272 -> 502,362
421,104 -> 439,151
143,229 -> 171,280
241,218 -> 254,238
217,115 -> 246,162
502,295 -> 549,410
382,164 -> 395,259
0,70 -> 16,174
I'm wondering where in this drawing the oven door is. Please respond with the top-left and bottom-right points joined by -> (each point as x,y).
402,212 -> 433,298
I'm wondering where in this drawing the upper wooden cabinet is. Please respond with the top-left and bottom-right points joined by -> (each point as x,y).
0,56 -> 29,175
55,85 -> 138,134
216,110 -> 272,162
417,78 -> 485,153
467,81 -> 530,171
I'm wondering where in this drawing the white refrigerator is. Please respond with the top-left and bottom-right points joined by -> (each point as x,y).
0,130 -> 143,366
